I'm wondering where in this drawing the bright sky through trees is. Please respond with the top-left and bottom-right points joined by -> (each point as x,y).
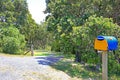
27,0 -> 47,24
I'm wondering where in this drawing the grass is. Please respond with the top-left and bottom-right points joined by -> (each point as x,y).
52,59 -> 101,80
51,53 -> 120,80
34,50 -> 50,56
24,50 -> 51,56
0,50 -> 50,57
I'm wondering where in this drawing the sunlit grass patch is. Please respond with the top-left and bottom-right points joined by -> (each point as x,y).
24,50 -> 51,56
34,51 -> 50,56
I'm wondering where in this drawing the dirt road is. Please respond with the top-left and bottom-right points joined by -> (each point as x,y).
0,54 -> 73,80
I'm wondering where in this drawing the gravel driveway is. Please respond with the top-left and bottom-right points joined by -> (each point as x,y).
0,54 -> 72,80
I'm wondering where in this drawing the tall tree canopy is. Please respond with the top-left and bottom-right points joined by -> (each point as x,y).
45,0 -> 120,25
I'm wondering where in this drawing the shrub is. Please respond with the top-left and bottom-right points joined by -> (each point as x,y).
0,26 -> 26,54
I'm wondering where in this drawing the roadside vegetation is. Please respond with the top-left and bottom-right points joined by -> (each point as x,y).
0,0 -> 120,79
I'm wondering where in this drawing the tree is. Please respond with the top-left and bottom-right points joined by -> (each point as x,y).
0,0 -> 40,54
0,0 -> 16,27
13,0 -> 29,28
45,0 -> 91,52
72,26 -> 91,62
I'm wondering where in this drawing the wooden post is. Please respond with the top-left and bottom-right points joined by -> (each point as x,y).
102,51 -> 108,80
31,44 -> 34,56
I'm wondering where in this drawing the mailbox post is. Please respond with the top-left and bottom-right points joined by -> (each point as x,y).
94,36 -> 118,80
102,51 -> 108,80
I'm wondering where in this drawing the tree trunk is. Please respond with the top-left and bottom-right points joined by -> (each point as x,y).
75,46 -> 81,62
75,52 -> 81,62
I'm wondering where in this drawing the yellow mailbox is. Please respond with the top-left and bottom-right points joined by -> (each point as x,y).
94,36 -> 118,51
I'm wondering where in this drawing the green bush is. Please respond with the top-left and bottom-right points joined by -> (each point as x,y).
0,26 -> 26,54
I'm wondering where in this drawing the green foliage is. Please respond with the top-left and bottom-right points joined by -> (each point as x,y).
0,0 -> 50,54
59,34 -> 74,54
108,53 -> 120,74
45,0 -> 93,54
33,23 -> 50,49
84,15 -> 120,37
0,26 -> 26,54
0,0 -> 15,27
3,37 -> 21,54
13,0 -> 29,27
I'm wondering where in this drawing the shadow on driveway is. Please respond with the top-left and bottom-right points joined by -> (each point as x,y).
35,54 -> 64,65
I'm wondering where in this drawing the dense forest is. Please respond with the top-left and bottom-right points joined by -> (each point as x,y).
0,0 -> 120,77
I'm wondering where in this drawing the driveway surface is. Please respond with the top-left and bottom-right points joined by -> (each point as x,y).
0,54 -> 72,80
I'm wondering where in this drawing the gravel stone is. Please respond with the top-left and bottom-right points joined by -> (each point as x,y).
0,55 -> 71,80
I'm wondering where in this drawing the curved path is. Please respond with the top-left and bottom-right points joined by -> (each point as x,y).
0,54 -> 74,80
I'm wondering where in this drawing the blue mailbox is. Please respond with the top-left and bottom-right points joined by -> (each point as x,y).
94,36 -> 118,51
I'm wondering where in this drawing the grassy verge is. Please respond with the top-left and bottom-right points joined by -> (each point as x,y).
51,53 -> 120,80
52,59 -> 101,79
